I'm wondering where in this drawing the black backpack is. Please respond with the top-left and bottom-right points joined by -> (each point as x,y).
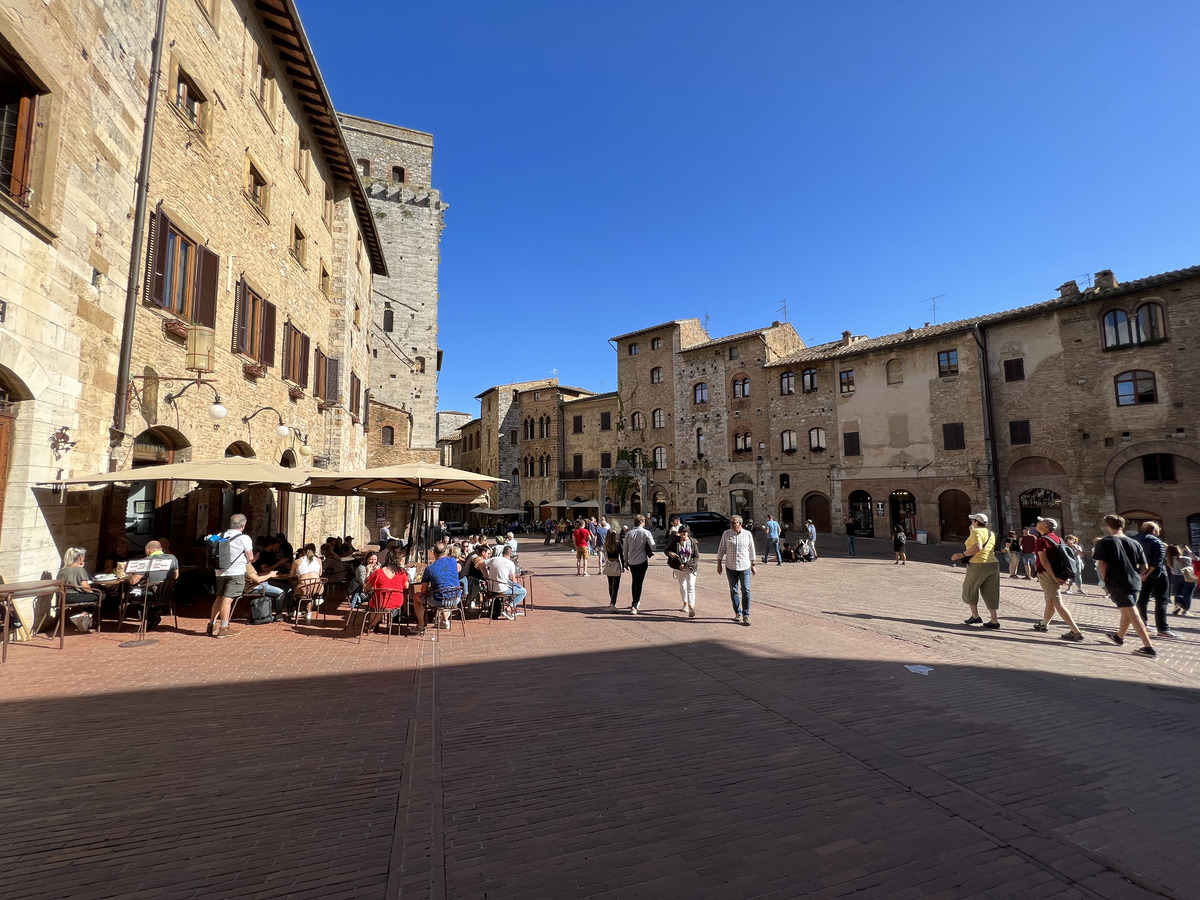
1045,535 -> 1076,581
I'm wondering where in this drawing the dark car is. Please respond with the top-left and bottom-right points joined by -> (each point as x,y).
671,511 -> 732,537
442,521 -> 467,537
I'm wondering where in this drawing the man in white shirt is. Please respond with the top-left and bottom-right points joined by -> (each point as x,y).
484,546 -> 526,620
717,515 -> 756,625
622,514 -> 656,614
210,513 -> 255,638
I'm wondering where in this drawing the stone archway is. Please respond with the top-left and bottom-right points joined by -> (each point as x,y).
802,493 -> 830,533
1007,455 -> 1070,533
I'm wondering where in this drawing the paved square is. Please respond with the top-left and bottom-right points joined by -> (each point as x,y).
3,539 -> 1197,898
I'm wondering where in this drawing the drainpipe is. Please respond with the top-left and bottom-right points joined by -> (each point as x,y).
972,323 -> 1005,530
112,0 -> 170,445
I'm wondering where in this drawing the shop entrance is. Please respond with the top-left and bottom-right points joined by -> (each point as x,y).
848,490 -> 874,537
889,490 -> 917,537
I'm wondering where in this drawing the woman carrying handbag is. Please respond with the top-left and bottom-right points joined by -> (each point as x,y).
603,527 -> 624,611
666,525 -> 700,617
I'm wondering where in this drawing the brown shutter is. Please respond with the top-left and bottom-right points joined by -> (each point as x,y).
145,207 -> 168,307
325,357 -> 340,403
194,245 -> 220,327
299,334 -> 310,388
261,301 -> 277,365
363,389 -> 370,428
231,278 -> 245,353
281,324 -> 292,380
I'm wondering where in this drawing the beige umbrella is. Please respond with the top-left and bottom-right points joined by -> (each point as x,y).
44,456 -> 309,488
293,462 -> 502,498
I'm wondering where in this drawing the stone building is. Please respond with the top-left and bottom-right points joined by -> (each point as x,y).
558,391 -> 618,517
339,115 -> 444,451
0,0 -> 386,578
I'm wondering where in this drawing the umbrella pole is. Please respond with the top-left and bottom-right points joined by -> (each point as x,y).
343,496 -> 348,540
302,492 -> 309,544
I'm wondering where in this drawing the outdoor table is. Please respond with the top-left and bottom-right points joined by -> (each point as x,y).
515,570 -> 534,614
0,580 -> 67,660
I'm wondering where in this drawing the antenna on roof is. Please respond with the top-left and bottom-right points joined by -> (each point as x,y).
926,293 -> 946,325
777,298 -> 788,322
703,312 -> 710,331
550,368 -> 558,377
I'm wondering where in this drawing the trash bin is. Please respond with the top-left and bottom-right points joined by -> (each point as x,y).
916,530 -> 929,544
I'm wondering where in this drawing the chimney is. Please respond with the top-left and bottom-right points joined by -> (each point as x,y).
1057,280 -> 1079,298
1093,270 -> 1118,290
841,330 -> 852,346
771,320 -> 780,328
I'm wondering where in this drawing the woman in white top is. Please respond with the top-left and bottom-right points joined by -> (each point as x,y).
290,543 -> 324,620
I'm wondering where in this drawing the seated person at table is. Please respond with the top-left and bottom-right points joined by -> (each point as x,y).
254,537 -> 288,575
338,535 -> 358,555
421,542 -> 464,630
365,548 -> 409,630
102,539 -> 131,575
244,567 -> 288,620
320,542 -> 349,582
484,545 -> 526,620
275,532 -> 294,561
288,543 -> 324,618
57,546 -> 100,632
126,540 -> 180,629
350,551 -> 379,609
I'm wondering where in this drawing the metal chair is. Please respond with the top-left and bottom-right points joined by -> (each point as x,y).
423,585 -> 467,641
350,587 -> 405,644
118,576 -> 179,634
292,578 -> 327,628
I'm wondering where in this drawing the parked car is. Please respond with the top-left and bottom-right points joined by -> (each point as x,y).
443,521 -> 467,536
670,512 -> 732,537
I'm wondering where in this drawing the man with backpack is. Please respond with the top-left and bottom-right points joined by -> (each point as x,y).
1132,521 -> 1177,639
1032,516 -> 1085,642
209,513 -> 255,638
1094,514 -> 1156,657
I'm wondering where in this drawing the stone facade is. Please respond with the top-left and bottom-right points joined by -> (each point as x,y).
559,391 -> 619,516
339,116 -> 444,451
0,0 -> 386,577
361,398 -> 439,541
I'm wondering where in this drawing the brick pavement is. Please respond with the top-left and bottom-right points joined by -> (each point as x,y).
1,541 -> 1198,898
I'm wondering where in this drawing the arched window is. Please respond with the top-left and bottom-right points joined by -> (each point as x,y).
511,468 -> 519,486
382,309 -> 393,332
653,446 -> 666,469
696,478 -> 708,494
414,356 -> 426,374
652,408 -> 665,428
802,369 -> 817,393
1136,303 -> 1165,343
693,382 -> 708,404
1115,370 -> 1157,406
781,430 -> 797,452
734,431 -> 751,452
780,371 -> 795,395
809,427 -> 826,451
886,358 -> 903,384
779,473 -> 790,489
392,165 -> 405,183
381,425 -> 394,446
740,377 -> 750,397
539,416 -> 548,438
650,366 -> 663,384
1102,309 -> 1134,349
696,427 -> 705,457
732,378 -> 743,399
630,411 -> 645,430
524,456 -> 534,477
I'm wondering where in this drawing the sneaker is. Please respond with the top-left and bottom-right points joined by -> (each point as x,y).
500,611 -> 515,621
1157,630 -> 1179,639
1134,646 -> 1158,658
735,613 -> 743,624
741,617 -> 750,627
982,621 -> 1001,630
583,572 -> 589,577
964,616 -> 983,625
206,621 -> 216,637
1106,633 -> 1124,646
688,607 -> 696,618
1173,606 -> 1184,616
313,598 -> 324,607
630,606 -> 639,615
218,625 -> 237,638
1009,574 -> 1019,579
1060,631 -> 1085,642
1032,622 -> 1048,632
608,603 -> 617,612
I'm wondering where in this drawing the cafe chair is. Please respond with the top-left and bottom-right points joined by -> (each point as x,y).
423,586 -> 467,640
118,577 -> 179,634
351,588 -> 405,644
292,578 -> 328,628
62,591 -> 102,635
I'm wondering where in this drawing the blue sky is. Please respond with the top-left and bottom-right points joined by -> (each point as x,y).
298,0 -> 1200,415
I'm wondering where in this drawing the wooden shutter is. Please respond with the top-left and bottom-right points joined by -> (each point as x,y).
281,324 -> 293,380
313,347 -> 325,398
231,278 -> 246,353
325,356 -> 340,403
261,301 -> 277,365
145,206 -> 168,307
194,245 -> 220,327
299,334 -> 310,388
362,389 -> 370,428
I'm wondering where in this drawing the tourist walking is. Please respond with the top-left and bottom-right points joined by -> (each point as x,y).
1062,534 -> 1088,595
762,515 -> 782,564
952,513 -> 1000,628
1018,527 -> 1037,579
573,518 -> 592,576
622,515 -> 656,614
1093,514 -> 1155,657
892,525 -> 908,565
1133,521 -> 1176,638
1169,543 -> 1196,616
604,527 -> 624,610
843,515 -> 856,557
717,515 -> 756,625
666,525 -> 700,617
595,518 -> 610,575
209,513 -> 255,638
1032,517 -> 1085,642
1006,531 -> 1021,578
806,519 -> 818,560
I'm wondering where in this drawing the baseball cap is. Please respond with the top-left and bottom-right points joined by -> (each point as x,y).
1036,516 -> 1058,530
968,513 -> 988,525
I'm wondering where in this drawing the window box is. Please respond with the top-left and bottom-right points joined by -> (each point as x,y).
288,386 -> 305,402
163,318 -> 189,340
242,361 -> 267,380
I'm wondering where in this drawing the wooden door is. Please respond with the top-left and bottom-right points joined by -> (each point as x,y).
0,411 -> 12,539
802,494 -> 831,533
938,490 -> 971,542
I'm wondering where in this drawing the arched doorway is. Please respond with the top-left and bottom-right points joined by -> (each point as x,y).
1121,510 -> 1161,537
278,449 -> 298,540
523,500 -> 534,523
848,490 -> 874,537
0,383 -> 21,541
630,491 -> 642,515
889,490 -> 917,537
779,501 -> 794,529
225,441 -> 255,458
802,493 -> 830,533
128,427 -> 191,553
540,500 -> 553,522
652,490 -> 667,530
1019,488 -> 1061,528
938,489 -> 972,542
729,473 -> 754,522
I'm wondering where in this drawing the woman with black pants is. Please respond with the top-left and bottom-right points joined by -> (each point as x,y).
605,527 -> 624,610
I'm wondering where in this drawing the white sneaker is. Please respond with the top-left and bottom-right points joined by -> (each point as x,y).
735,613 -> 743,624
630,606 -> 639,615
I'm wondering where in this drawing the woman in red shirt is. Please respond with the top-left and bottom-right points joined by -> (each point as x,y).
366,548 -> 409,631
